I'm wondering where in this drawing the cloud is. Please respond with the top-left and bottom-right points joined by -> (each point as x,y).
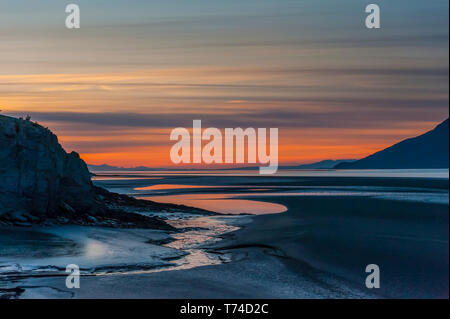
6,106 -> 448,131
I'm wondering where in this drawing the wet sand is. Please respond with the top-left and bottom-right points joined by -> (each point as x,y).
30,195 -> 447,299
6,214 -> 376,299
212,195 -> 449,298
1,175 -> 448,299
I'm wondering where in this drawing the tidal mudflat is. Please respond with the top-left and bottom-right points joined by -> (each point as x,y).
1,170 -> 448,298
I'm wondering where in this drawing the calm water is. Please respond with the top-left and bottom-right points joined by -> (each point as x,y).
92,168 -> 449,179
92,169 -> 449,214
1,169 -> 448,297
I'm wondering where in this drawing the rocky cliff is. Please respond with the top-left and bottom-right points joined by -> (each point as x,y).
0,114 -> 210,228
0,115 -> 95,221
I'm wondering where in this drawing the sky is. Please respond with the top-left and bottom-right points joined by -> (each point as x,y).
0,0 -> 448,167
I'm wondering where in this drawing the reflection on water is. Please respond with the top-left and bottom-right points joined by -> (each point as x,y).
135,184 -> 219,191
101,216 -> 242,275
0,216 -> 242,281
158,217 -> 239,271
92,169 -> 449,179
144,191 -> 449,211
92,169 -> 448,216
84,240 -> 109,259
92,176 -> 162,181
2,170 -> 447,289
142,194 -> 287,215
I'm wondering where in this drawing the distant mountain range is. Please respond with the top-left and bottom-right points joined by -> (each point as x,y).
88,164 -> 158,171
335,118 -> 449,169
88,118 -> 449,172
88,159 -> 356,172
294,159 -> 355,169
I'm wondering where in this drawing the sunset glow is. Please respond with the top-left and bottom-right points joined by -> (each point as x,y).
1,0 -> 448,168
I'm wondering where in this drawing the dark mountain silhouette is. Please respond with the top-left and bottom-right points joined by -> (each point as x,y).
89,159 -> 356,172
335,119 -> 449,169
295,159 -> 356,169
88,164 -> 178,171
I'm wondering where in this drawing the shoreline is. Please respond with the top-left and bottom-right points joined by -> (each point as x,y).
211,194 -> 449,298
3,210 -> 378,299
0,212 -> 253,298
0,176 -> 448,299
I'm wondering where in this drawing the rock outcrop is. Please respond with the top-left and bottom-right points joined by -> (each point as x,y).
0,114 -> 210,228
0,115 -> 94,220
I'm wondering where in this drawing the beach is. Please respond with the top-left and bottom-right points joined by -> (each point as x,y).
1,0 -> 448,304
0,170 -> 448,299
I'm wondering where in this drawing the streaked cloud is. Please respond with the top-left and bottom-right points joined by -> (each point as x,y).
0,0 -> 448,166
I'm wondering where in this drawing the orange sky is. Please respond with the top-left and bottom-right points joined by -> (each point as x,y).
1,67 -> 447,167
68,122 -> 441,167
1,1 -> 448,168
1,68 -> 447,167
